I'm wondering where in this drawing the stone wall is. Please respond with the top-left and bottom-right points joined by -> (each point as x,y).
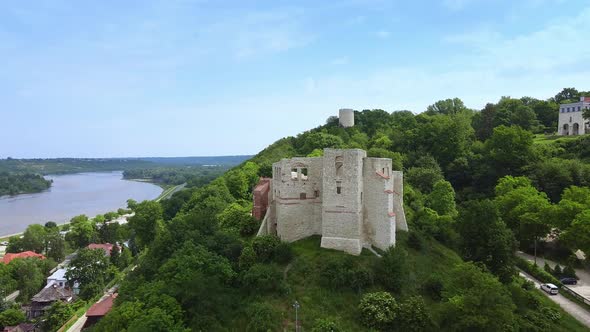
363,157 -> 395,251
273,157 -> 323,242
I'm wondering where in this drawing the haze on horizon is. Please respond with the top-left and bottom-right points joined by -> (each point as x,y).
1,0 -> 589,158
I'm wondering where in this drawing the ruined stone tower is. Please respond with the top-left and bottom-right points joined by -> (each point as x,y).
339,109 -> 355,127
255,148 -> 407,255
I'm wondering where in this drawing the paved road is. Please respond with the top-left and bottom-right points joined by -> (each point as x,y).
65,315 -> 87,332
517,251 -> 590,298
3,290 -> 19,302
519,270 -> 590,328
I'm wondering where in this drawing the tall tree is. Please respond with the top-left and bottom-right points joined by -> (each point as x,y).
66,248 -> 110,299
554,87 -> 579,103
441,263 -> 516,331
128,201 -> 163,249
485,125 -> 535,178
456,200 -> 517,283
22,224 -> 46,254
425,98 -> 468,115
426,180 -> 457,217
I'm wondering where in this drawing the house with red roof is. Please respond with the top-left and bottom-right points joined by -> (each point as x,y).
87,243 -> 117,257
83,293 -> 118,328
2,251 -> 45,264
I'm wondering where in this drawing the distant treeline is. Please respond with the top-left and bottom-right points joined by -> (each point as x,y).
0,158 -> 156,175
0,155 -> 252,175
139,155 -> 252,166
123,166 -> 230,186
0,172 -> 52,196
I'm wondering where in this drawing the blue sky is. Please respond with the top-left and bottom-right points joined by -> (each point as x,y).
1,0 -> 589,158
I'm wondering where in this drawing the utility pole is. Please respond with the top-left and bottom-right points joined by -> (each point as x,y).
293,300 -> 300,332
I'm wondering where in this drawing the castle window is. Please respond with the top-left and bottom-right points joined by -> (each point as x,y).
300,193 -> 306,200
301,168 -> 308,180
314,190 -> 320,198
291,168 -> 298,180
336,181 -> 342,194
335,156 -> 344,177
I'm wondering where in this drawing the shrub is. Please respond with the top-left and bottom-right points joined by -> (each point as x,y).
242,264 -> 283,293
246,302 -> 281,332
311,318 -> 341,332
543,262 -> 552,274
252,235 -> 280,263
553,264 -> 562,276
358,292 -> 397,331
396,296 -> 430,332
273,242 -> 294,265
318,256 -> 373,291
540,307 -> 562,323
563,265 -> 577,279
515,257 -> 561,286
0,308 -> 25,328
375,247 -> 408,293
239,246 -> 256,271
421,276 -> 443,300
408,231 -> 424,250
522,279 -> 535,291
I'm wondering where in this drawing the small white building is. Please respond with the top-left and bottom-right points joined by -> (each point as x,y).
558,97 -> 590,135
46,268 -> 68,288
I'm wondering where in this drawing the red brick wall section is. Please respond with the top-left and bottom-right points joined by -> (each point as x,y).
252,178 -> 271,220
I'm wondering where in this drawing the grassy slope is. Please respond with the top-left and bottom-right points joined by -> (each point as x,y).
226,234 -> 588,331
533,133 -> 580,145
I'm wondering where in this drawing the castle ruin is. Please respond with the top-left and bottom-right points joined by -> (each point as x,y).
254,111 -> 407,255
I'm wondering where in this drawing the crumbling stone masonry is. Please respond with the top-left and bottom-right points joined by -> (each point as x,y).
255,148 -> 408,255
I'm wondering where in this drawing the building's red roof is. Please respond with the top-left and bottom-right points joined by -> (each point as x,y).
2,251 -> 45,264
87,243 -> 115,256
86,293 -> 117,317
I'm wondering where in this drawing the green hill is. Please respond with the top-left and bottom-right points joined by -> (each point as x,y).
92,91 -> 590,331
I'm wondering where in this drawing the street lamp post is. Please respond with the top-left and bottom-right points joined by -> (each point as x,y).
293,300 -> 300,332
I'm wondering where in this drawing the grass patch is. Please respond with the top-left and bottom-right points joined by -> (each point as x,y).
533,133 -> 581,145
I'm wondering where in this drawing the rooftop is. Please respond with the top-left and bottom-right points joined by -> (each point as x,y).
2,251 -> 45,264
87,243 -> 115,256
47,268 -> 67,281
31,284 -> 73,303
86,293 -> 117,317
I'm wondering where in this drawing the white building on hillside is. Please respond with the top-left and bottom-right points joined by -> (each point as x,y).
558,97 -> 590,135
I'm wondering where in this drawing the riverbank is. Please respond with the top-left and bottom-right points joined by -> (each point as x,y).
0,172 -> 162,237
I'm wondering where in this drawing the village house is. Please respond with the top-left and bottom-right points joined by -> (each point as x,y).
2,251 -> 45,264
27,284 -> 73,319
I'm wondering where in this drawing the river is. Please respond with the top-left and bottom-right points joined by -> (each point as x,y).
0,171 -> 162,237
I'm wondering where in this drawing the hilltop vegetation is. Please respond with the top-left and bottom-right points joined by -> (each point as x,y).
92,88 -> 590,331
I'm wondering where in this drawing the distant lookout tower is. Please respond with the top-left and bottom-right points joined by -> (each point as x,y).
339,108 -> 355,128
